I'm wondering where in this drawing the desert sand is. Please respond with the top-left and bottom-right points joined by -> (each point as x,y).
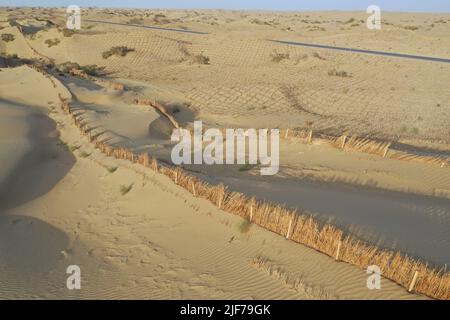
0,64 -> 425,300
1,7 -> 449,299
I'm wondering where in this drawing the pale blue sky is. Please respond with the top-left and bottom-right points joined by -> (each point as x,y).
1,0 -> 450,13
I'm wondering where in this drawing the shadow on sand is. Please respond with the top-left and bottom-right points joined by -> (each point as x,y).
0,98 -> 76,211
0,214 -> 69,274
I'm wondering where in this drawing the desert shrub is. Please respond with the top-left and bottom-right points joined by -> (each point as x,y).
44,38 -> 60,47
1,52 -> 18,59
79,64 -> 104,76
57,61 -> 81,73
61,28 -> 75,37
0,53 -> 27,67
107,166 -> 118,173
0,52 -> 19,67
79,150 -> 91,158
344,18 -> 355,24
1,33 -> 15,42
239,163 -> 256,172
307,25 -> 326,31
120,184 -> 133,195
328,68 -> 351,78
102,46 -> 134,59
251,19 -> 270,25
69,145 -> 80,152
57,62 -> 104,76
193,53 -> 210,65
153,14 -> 170,24
270,50 -> 290,62
404,25 -> 419,31
312,52 -> 326,60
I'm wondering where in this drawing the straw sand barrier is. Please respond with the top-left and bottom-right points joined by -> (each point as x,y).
23,60 -> 449,300
51,86 -> 449,300
134,98 -> 180,129
282,128 -> 449,168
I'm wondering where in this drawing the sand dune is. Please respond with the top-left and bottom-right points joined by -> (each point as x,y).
32,67 -> 449,267
0,65 -> 426,300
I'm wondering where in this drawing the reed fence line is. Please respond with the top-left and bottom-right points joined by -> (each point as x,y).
52,90 -> 450,300
21,60 -> 450,300
282,128 -> 449,168
134,98 -> 180,129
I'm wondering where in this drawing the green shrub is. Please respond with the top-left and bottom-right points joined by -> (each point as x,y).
239,163 -> 256,172
107,166 -> 118,173
404,25 -> 419,31
344,18 -> 355,24
44,38 -> 60,47
79,64 -> 104,76
328,68 -> 351,78
120,184 -> 133,195
1,33 -> 15,42
57,61 -> 104,76
57,61 -> 81,73
102,46 -> 134,59
193,53 -> 210,65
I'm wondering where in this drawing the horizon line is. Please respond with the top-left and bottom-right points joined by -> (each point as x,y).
2,5 -> 450,14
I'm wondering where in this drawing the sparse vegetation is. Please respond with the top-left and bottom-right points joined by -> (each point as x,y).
120,183 -> 133,195
1,33 -> 15,42
239,163 -> 256,172
312,52 -> 326,60
344,18 -> 355,24
57,61 -> 81,73
44,38 -> 60,47
193,53 -> 210,65
0,52 -> 24,67
69,145 -> 80,152
79,150 -> 91,158
57,61 -> 105,76
250,18 -> 270,25
328,68 -> 351,78
270,50 -> 290,62
107,166 -> 118,173
306,25 -> 326,31
79,64 -> 104,76
404,25 -> 419,31
102,46 -> 135,59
